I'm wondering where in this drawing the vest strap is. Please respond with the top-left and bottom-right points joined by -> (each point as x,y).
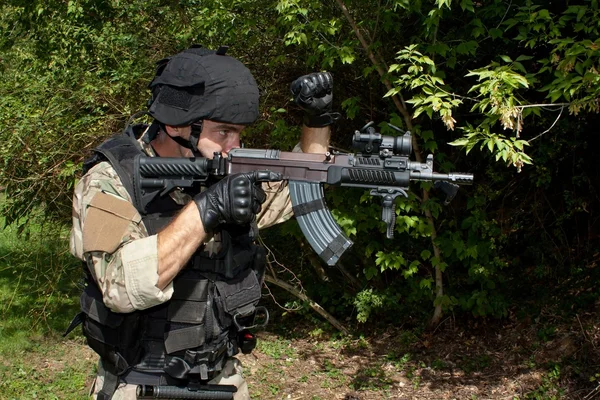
164,325 -> 205,354
97,367 -> 120,400
62,312 -> 84,337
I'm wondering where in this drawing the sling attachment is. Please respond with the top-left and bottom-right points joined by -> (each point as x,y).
232,306 -> 269,331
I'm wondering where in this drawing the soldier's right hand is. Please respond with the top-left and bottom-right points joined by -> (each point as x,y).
193,171 -> 282,232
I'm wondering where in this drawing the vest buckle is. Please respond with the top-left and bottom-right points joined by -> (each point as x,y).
232,306 -> 269,330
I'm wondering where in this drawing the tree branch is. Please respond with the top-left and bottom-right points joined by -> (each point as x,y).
264,273 -> 350,335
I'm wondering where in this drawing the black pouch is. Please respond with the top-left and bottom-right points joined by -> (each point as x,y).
214,269 -> 261,328
80,283 -> 142,374
220,225 -> 257,279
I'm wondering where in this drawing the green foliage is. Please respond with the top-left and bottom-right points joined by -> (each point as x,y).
449,124 -> 532,171
388,45 -> 462,130
2,0 -> 600,326
0,204 -> 92,398
354,288 -> 401,323
524,364 -> 564,399
1,0 -> 176,227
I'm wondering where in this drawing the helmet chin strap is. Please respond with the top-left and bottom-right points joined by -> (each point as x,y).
160,122 -> 203,156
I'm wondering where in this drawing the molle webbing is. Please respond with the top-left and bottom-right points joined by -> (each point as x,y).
164,279 -> 210,354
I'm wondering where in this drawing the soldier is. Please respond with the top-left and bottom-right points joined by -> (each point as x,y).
68,46 -> 338,399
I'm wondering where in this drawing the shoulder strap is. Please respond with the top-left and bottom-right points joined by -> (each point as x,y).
93,131 -> 143,200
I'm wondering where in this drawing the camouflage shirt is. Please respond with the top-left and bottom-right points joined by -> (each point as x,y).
70,131 -> 295,313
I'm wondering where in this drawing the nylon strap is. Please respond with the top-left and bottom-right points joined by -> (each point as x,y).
62,312 -> 84,337
96,368 -> 120,400
292,198 -> 326,217
319,234 -> 348,263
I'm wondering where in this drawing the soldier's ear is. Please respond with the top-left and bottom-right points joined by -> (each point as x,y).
164,125 -> 189,137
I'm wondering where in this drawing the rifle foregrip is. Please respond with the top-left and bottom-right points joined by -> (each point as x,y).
289,181 -> 353,265
138,157 -> 211,179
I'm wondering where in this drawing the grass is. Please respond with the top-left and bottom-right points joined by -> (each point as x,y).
255,335 -> 296,360
0,213 -> 94,399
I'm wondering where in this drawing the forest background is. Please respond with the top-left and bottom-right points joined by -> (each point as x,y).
1,0 -> 600,398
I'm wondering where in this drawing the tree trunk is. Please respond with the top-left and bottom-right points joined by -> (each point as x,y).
428,214 -> 444,328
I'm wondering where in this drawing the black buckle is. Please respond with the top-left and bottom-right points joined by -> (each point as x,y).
232,306 -> 269,330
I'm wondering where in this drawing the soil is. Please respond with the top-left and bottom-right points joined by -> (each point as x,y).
237,309 -> 600,400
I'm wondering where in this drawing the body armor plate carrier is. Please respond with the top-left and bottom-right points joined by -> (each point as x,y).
65,125 -> 266,399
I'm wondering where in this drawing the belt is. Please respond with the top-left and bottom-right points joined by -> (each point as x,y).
121,369 -> 182,386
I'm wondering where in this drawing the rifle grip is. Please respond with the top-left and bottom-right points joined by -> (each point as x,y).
289,181 -> 353,265
382,200 -> 396,239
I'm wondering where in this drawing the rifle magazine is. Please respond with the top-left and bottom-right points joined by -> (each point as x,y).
289,181 -> 352,265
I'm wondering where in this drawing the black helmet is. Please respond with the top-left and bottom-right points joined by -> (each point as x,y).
147,46 -> 259,126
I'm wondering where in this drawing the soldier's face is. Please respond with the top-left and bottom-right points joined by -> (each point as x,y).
196,120 -> 244,159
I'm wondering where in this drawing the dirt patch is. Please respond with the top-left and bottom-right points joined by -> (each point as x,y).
239,311 -> 600,399
3,313 -> 598,399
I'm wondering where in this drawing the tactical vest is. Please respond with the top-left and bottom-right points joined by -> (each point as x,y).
70,125 -> 266,397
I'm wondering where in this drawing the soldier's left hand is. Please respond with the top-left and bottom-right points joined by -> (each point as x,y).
290,72 -> 340,127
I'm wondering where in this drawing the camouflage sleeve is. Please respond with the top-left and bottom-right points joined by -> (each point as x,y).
256,143 -> 304,229
256,180 -> 293,229
69,161 -> 174,313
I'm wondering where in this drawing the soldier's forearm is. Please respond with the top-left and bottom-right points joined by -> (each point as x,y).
156,202 -> 207,289
300,125 -> 330,153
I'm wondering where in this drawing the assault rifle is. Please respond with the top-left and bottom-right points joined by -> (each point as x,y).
133,122 -> 473,265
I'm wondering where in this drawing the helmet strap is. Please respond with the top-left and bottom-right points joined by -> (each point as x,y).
142,120 -> 161,144
160,122 -> 203,156
189,121 -> 202,154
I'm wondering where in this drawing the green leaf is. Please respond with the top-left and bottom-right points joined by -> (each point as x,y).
448,138 -> 470,147
384,88 -> 399,97
516,55 -> 534,62
419,278 -> 434,290
499,55 -> 513,63
421,249 -> 432,260
489,28 -> 503,39
460,0 -> 475,12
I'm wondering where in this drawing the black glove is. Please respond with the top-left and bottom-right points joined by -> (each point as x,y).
194,171 -> 282,232
291,72 -> 340,128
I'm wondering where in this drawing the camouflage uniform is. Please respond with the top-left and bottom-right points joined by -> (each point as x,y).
70,132 -> 297,399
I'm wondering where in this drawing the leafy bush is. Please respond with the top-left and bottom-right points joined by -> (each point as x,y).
2,0 -> 600,326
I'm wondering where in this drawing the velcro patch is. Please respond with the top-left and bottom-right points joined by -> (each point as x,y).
158,85 -> 193,110
83,192 -> 141,254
